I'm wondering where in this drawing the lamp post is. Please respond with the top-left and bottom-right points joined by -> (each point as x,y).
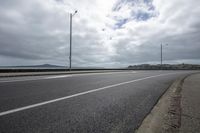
160,43 -> 168,68
69,10 -> 77,71
161,43 -> 163,66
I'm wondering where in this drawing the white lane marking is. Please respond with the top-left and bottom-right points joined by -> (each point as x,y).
0,75 -> 72,83
0,71 -> 137,83
0,72 -> 178,117
45,75 -> 73,79
71,71 -> 137,77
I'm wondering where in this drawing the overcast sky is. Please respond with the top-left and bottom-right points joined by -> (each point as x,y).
0,0 -> 200,67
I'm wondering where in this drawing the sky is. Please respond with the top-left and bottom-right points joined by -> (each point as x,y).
0,0 -> 200,67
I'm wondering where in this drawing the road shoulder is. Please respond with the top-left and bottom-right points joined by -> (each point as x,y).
179,73 -> 200,133
135,74 -> 193,133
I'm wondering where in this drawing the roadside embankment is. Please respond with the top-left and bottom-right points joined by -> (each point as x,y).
136,72 -> 200,133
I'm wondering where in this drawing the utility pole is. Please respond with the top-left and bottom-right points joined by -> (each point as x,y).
69,10 -> 77,71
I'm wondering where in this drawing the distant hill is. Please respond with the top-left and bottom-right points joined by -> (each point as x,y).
0,64 -> 65,68
21,64 -> 64,68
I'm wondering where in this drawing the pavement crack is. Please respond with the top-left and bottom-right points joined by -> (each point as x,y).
181,113 -> 200,121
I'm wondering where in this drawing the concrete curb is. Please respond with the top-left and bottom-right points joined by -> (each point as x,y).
0,70 -> 131,78
135,74 -> 192,133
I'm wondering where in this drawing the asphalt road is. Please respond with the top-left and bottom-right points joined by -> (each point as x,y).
0,71 -> 193,133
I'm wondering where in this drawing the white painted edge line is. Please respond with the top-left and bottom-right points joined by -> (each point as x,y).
0,71 -> 137,83
0,72 -> 177,117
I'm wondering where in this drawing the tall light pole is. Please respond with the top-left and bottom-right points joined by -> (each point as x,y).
160,43 -> 168,67
69,10 -> 78,71
161,43 -> 163,66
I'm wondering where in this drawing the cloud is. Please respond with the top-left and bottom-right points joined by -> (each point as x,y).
0,0 -> 200,67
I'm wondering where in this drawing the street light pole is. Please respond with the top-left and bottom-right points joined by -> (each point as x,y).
69,13 -> 72,71
161,43 -> 163,66
69,10 -> 77,71
160,43 -> 168,69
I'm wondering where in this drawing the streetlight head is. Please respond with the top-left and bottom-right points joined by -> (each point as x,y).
72,10 -> 78,16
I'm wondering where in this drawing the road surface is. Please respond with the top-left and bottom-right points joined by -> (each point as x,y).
0,71 -> 192,133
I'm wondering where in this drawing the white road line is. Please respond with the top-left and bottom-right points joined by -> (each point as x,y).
0,71 -> 137,83
0,75 -> 72,83
0,72 -> 177,116
44,75 -> 73,79
69,71 -> 137,77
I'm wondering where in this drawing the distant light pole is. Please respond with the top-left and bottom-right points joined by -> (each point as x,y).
161,43 -> 163,66
160,43 -> 168,67
69,10 -> 78,71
